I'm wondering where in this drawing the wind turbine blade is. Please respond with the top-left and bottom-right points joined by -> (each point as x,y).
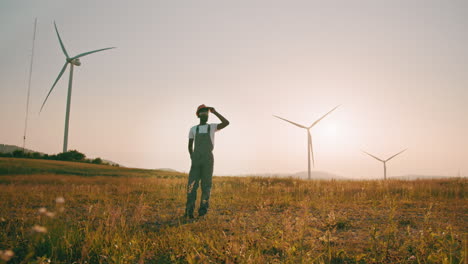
54,22 -> 70,59
362,150 -> 384,162
40,62 -> 68,112
308,131 -> 315,168
309,105 -> 341,128
273,115 -> 306,129
386,148 -> 407,162
72,47 -> 116,59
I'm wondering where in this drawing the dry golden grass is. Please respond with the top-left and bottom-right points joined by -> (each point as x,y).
0,158 -> 466,263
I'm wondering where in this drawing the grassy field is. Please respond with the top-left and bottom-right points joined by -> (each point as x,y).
0,158 -> 183,178
0,158 -> 466,263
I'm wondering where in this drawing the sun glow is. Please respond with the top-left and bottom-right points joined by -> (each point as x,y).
312,109 -> 362,156
319,121 -> 339,139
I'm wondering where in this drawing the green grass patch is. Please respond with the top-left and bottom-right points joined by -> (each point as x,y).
0,158 -> 185,178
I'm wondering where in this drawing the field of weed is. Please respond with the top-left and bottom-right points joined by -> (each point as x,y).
0,158 -> 466,263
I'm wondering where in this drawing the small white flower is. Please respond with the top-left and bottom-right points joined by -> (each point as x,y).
55,197 -> 65,204
0,249 -> 14,261
38,207 -> 47,214
32,225 -> 47,233
45,212 -> 56,218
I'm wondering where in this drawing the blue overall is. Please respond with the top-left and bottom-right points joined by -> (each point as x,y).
185,124 -> 214,217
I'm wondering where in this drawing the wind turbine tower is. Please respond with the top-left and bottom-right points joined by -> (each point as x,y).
40,22 -> 115,153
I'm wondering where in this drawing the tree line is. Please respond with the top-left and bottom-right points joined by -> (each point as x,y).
0,149 -> 117,166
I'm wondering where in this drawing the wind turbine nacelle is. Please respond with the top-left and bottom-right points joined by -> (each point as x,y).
71,58 -> 81,66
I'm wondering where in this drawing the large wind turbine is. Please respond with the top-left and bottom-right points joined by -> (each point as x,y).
273,105 -> 340,180
40,22 -> 115,153
362,149 -> 407,180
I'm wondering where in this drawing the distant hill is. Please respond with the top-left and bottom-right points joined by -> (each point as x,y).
0,157 -> 184,178
98,159 -> 121,167
248,170 -> 346,180
0,144 -> 44,154
391,174 -> 466,180
156,168 -> 179,172
291,170 -> 347,180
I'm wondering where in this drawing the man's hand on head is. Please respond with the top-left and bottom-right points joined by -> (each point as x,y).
209,107 -> 229,130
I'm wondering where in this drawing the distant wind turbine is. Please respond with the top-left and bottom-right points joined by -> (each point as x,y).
40,21 -> 115,153
362,149 -> 407,180
274,105 -> 340,180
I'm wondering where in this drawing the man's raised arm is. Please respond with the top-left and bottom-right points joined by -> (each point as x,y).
210,108 -> 230,130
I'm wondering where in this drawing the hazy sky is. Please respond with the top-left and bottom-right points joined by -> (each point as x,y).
1,0 -> 467,178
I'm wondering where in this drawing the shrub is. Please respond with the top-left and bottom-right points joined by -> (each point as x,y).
56,150 -> 86,161
91,158 -> 103,164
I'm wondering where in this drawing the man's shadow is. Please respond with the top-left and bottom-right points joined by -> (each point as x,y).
141,215 -> 204,232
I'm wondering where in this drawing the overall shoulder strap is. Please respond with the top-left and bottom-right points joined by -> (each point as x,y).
196,125 -> 200,135
207,124 -> 211,133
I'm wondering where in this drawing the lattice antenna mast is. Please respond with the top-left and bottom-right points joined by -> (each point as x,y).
23,18 -> 38,151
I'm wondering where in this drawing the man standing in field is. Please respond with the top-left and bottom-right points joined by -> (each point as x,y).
185,105 -> 230,219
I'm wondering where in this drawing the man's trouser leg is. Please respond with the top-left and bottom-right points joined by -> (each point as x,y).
198,156 -> 213,216
185,163 -> 200,217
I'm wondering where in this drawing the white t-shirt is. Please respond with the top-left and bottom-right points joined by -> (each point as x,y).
188,123 -> 219,146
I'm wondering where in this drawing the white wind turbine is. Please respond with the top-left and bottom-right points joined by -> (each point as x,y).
40,22 -> 115,153
362,149 -> 407,180
274,105 -> 340,180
